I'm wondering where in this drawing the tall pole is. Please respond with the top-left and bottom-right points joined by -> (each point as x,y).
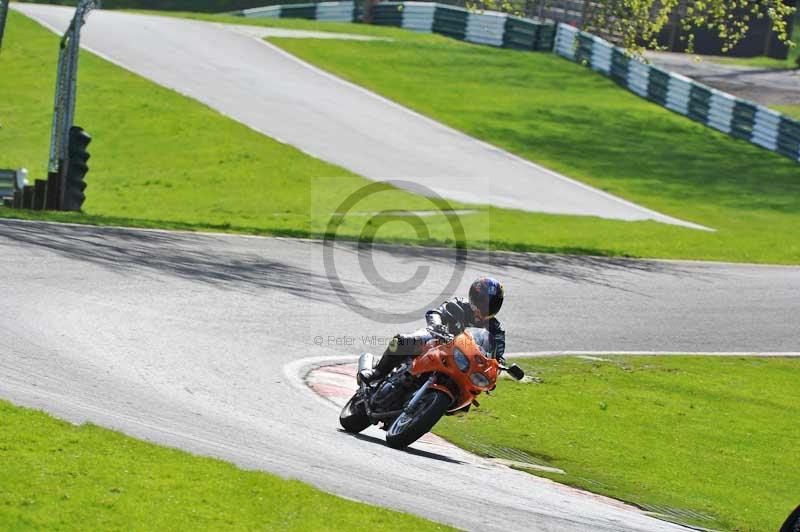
0,1 -> 9,52
46,0 -> 100,210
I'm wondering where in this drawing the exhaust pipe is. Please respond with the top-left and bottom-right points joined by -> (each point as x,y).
356,353 -> 376,386
357,353 -> 375,374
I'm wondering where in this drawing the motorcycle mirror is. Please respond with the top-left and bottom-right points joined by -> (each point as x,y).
506,364 -> 525,381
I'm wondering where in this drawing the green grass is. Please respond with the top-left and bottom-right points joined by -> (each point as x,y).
0,400 -> 451,531
264,26 -> 800,264
434,356 -> 800,531
3,11 -> 800,264
0,11 -> 485,246
775,104 -> 800,120
0,11 -> 444,230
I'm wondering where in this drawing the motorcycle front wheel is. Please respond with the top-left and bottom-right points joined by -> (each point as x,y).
339,393 -> 371,433
385,390 -> 451,449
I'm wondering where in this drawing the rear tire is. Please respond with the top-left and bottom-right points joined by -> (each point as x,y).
339,394 -> 371,433
385,390 -> 451,449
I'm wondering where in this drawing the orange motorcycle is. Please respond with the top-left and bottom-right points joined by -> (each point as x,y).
339,327 -> 524,449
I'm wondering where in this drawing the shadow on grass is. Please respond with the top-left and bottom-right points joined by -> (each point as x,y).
482,106 -> 800,215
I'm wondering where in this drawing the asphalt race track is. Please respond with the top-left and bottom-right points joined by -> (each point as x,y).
13,3 -> 708,230
5,4 -> 800,530
2,219 -> 799,530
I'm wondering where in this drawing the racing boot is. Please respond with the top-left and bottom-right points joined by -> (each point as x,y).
358,348 -> 398,385
358,336 -> 406,384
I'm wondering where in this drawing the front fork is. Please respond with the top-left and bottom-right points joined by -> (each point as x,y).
403,375 -> 435,414
403,374 -> 455,413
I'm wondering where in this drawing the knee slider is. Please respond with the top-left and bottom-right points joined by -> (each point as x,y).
388,335 -> 401,353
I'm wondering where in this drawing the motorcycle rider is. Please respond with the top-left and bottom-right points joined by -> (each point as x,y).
359,276 -> 506,384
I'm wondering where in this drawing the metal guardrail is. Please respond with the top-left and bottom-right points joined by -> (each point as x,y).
554,23 -> 800,163
236,2 -> 799,161
371,2 -> 556,50
0,169 -> 29,208
238,1 -> 356,21
0,169 -> 26,195
237,2 -> 798,161
236,1 -> 556,50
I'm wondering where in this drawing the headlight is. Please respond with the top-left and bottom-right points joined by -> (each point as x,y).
454,348 -> 470,372
469,372 -> 491,387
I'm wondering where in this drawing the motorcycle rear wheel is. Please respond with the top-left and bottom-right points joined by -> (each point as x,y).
385,390 -> 451,449
339,394 -> 371,433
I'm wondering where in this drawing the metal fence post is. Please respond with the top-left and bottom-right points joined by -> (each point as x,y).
0,1 -> 9,52
46,0 -> 99,210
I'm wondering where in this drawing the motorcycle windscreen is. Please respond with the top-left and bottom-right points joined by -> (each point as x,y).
465,327 -> 495,358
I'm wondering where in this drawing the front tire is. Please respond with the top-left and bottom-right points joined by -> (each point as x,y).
385,390 -> 451,449
339,394 -> 371,433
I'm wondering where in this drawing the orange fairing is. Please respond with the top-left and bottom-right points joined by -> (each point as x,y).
409,330 -> 500,412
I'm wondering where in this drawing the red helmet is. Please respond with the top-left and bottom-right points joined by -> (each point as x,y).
469,277 -> 504,319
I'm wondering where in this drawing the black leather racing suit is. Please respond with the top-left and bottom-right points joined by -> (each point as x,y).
372,297 -> 506,377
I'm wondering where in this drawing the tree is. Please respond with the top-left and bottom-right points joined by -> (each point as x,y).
469,0 -> 796,55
